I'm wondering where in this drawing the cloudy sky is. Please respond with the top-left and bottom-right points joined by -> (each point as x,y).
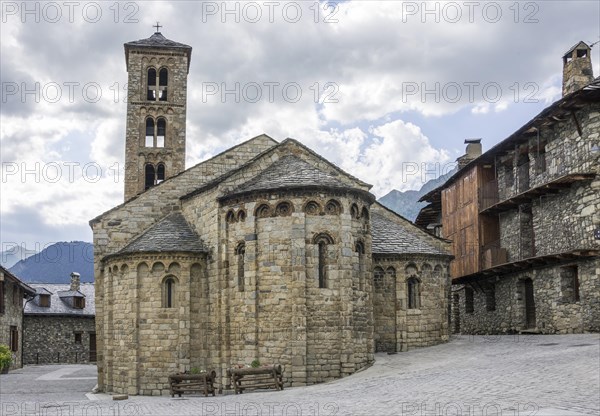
1,0 -> 599,254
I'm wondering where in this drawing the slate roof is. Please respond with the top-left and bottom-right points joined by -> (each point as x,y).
24,283 -> 95,316
229,154 -> 349,196
57,290 -> 85,298
124,32 -> 192,72
117,212 -> 208,255
371,212 -> 448,256
125,32 -> 192,49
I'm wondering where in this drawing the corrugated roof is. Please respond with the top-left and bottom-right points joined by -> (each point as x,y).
117,212 -> 208,255
24,283 -> 95,316
371,212 -> 448,256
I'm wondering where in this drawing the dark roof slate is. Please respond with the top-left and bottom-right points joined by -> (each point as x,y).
230,154 -> 348,195
118,212 -> 208,255
24,283 -> 95,316
371,212 -> 447,256
124,32 -> 192,49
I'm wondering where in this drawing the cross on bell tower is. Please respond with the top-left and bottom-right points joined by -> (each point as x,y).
122,31 -> 192,201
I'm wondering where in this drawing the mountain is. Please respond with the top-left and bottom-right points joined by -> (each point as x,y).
0,245 -> 38,268
9,241 -> 94,283
378,169 -> 456,222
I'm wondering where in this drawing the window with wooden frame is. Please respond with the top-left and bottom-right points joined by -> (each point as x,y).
74,332 -> 82,344
10,326 -> 18,352
39,294 -> 50,308
12,283 -> 20,306
73,297 -> 85,309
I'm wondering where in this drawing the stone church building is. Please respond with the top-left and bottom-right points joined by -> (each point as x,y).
90,31 -> 452,396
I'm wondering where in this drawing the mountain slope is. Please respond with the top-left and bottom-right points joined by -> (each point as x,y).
378,169 -> 456,222
0,245 -> 37,268
9,241 -> 94,283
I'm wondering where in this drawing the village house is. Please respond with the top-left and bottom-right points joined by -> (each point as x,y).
22,272 -> 96,365
0,265 -> 35,370
90,31 -> 453,396
417,41 -> 600,335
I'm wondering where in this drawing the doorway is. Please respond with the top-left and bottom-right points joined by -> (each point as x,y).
89,333 -> 97,362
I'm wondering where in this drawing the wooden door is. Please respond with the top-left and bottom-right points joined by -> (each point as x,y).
524,279 -> 536,329
89,333 -> 97,362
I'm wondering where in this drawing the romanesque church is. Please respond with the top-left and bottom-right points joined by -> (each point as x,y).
90,31 -> 452,396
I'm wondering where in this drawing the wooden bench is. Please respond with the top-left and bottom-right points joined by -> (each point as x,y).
169,371 -> 216,397
227,365 -> 284,394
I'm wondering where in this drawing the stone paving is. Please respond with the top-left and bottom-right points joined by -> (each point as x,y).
0,335 -> 598,415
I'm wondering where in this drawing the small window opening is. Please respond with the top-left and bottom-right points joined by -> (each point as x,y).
145,164 -> 156,190
145,119 -> 154,147
156,118 -> 166,147
147,68 -> 157,100
465,286 -> 474,313
159,68 -> 168,101
74,332 -> 82,344
156,163 -> 165,184
407,277 -> 420,309
236,243 -> 245,292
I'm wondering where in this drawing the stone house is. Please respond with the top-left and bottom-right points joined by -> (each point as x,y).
0,266 -> 35,369
418,41 -> 600,335
90,31 -> 453,396
23,273 -> 96,365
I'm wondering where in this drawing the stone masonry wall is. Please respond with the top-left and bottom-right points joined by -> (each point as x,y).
373,255 -> 450,352
22,316 -> 95,365
454,257 -> 599,334
0,280 -> 24,369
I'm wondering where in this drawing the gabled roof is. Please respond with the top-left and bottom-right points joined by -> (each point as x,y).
124,32 -> 192,72
90,134 -> 278,225
420,74 -> 600,204
0,265 -> 35,296
24,283 -> 95,317
184,138 -> 374,202
115,212 -> 208,256
230,154 -> 347,195
371,204 -> 451,256
57,290 -> 85,298
563,41 -> 591,58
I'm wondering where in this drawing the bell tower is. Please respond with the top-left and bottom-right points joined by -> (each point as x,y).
123,27 -> 192,201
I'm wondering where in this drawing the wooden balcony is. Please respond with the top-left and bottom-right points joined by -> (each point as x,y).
479,173 -> 595,214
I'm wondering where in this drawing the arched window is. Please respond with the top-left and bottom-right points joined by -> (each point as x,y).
156,118 -> 166,147
313,233 -> 334,289
156,163 -> 165,184
147,68 -> 157,100
145,118 -> 155,147
236,243 -> 245,291
158,68 -> 168,101
373,267 -> 384,291
163,276 -> 176,308
237,210 -> 246,222
361,207 -> 370,220
407,277 -> 420,309
145,117 -> 167,148
355,241 -> 365,291
145,164 -> 156,190
226,210 -> 236,224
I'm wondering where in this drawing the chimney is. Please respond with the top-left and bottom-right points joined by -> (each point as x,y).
456,139 -> 482,169
70,272 -> 81,292
562,41 -> 594,96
